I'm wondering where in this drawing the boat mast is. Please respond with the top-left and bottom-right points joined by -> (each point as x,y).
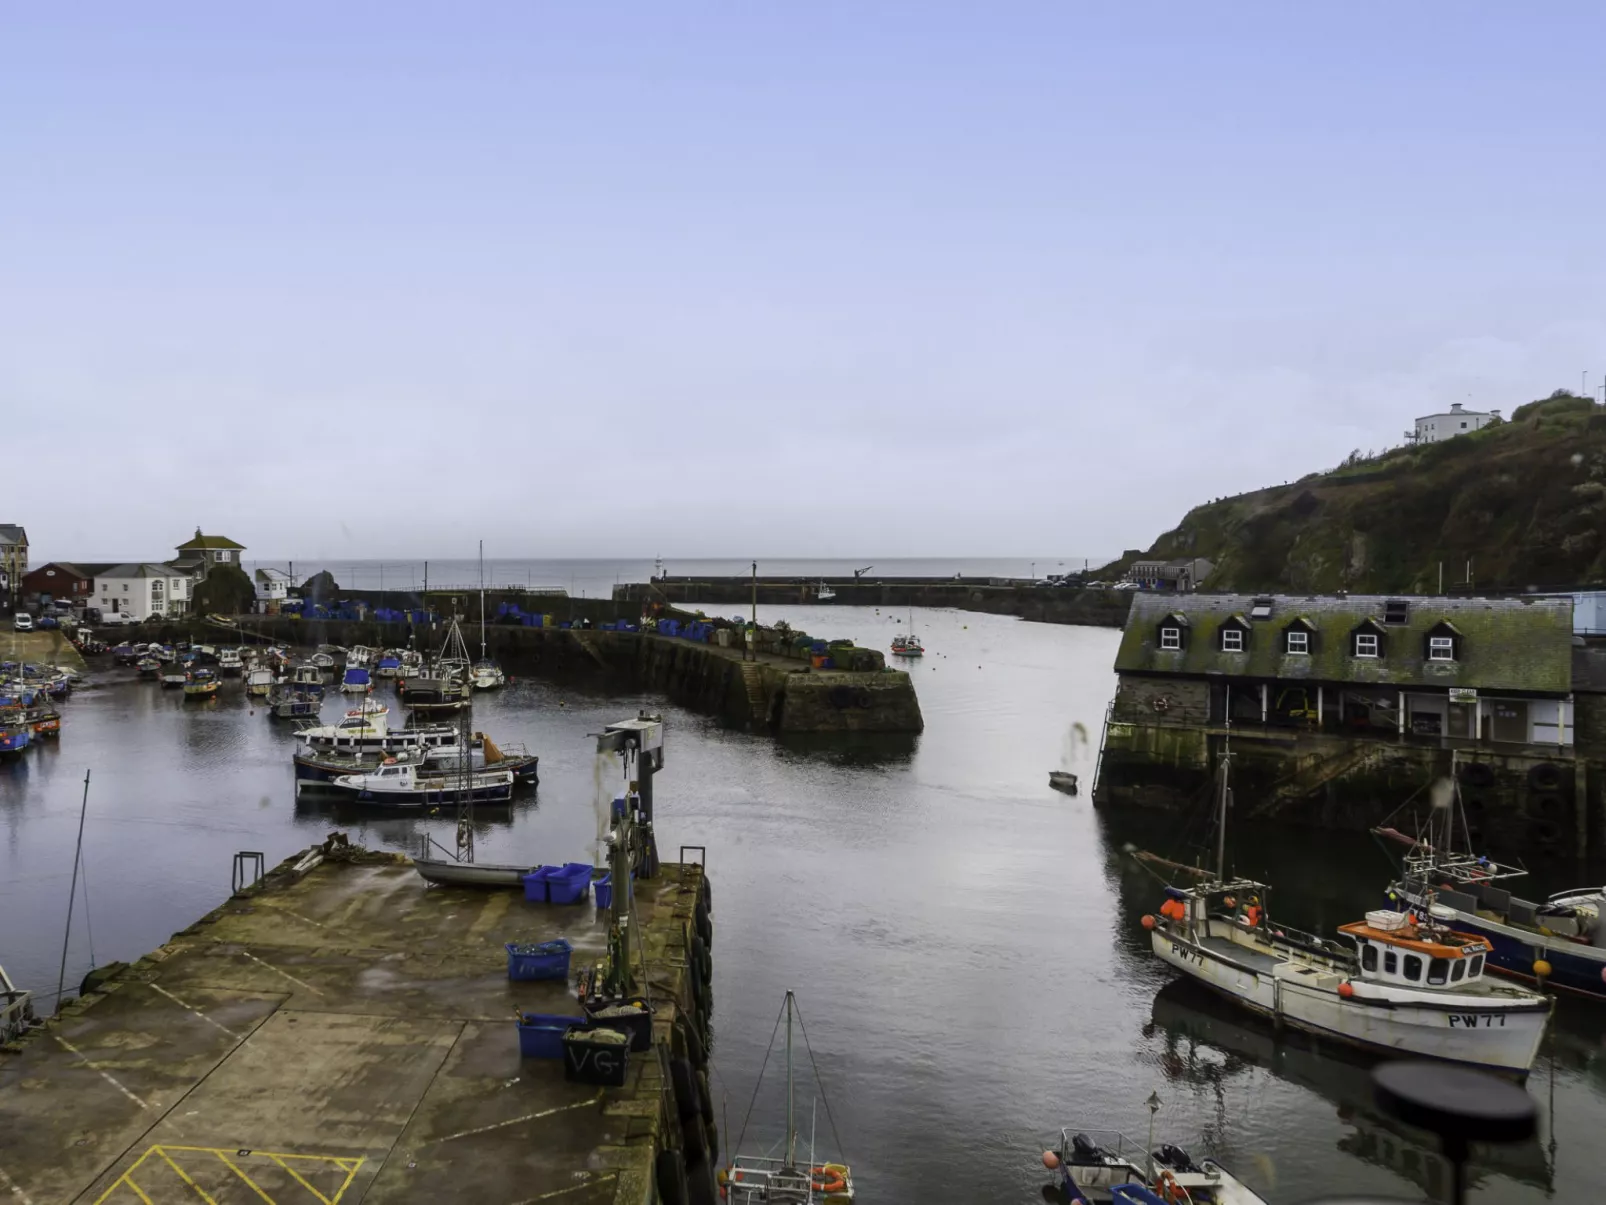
1214,703 -> 1232,881
785,989 -> 797,1167
478,540 -> 486,659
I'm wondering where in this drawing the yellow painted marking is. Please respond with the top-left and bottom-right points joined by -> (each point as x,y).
148,983 -> 245,1041
53,1034 -> 148,1109
466,889 -> 511,938
426,1091 -> 603,1144
241,949 -> 324,996
155,1148 -> 219,1204
210,1151 -> 275,1203
93,1145 -> 366,1204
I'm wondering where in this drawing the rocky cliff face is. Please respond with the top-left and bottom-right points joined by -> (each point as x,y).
1112,394 -> 1606,593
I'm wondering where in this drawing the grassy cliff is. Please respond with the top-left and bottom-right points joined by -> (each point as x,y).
1107,393 -> 1606,593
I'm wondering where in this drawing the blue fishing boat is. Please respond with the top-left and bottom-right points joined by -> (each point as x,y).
339,666 -> 372,695
373,653 -> 403,679
0,716 -> 30,757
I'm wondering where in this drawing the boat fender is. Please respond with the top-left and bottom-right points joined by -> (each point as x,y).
1155,1169 -> 1187,1203
1530,762 -> 1563,791
670,1057 -> 701,1123
696,907 -> 713,950
654,1149 -> 690,1205
691,934 -> 712,987
680,1111 -> 707,1162
697,1068 -> 715,1124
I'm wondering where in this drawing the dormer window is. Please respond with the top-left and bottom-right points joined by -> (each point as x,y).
1286,630 -> 1308,655
1221,628 -> 1244,652
1428,636 -> 1454,661
1159,627 -> 1182,651
1355,633 -> 1380,658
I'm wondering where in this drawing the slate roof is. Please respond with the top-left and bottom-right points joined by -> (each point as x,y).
98,563 -> 196,579
1116,593 -> 1574,695
0,525 -> 26,546
174,531 -> 244,551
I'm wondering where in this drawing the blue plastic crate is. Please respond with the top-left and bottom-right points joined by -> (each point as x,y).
547,865 -> 593,906
594,874 -> 613,909
517,1012 -> 588,1059
522,866 -> 559,903
505,938 -> 572,981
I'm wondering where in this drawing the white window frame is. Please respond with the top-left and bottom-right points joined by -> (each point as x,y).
1286,630 -> 1309,655
1159,627 -> 1181,651
1221,628 -> 1244,653
1428,635 -> 1455,661
1355,632 -> 1380,658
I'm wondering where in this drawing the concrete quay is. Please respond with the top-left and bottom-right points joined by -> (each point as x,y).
0,847 -> 716,1205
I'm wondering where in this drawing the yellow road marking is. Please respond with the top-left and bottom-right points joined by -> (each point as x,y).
426,1092 -> 603,1144
264,1154 -> 334,1204
53,1034 -> 148,1109
210,1151 -> 275,1203
155,1148 -> 219,1204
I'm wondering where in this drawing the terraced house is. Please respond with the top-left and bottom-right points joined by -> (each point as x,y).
1095,593 -> 1599,854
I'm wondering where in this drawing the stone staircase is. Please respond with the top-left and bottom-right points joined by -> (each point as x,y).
739,662 -> 768,725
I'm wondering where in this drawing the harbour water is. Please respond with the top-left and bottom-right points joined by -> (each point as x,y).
3,604 -> 1604,1201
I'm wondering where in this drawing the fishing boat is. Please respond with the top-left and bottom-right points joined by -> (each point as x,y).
346,645 -> 375,669
183,668 -> 220,699
889,633 -> 924,657
294,732 -> 538,784
471,659 -> 505,690
289,663 -> 326,697
1049,770 -> 1079,795
293,705 -> 459,756
306,760 -> 516,806
217,647 -> 244,675
246,666 -> 277,697
136,656 -> 162,678
112,642 -> 138,665
373,652 -> 404,679
402,619 -> 474,712
0,716 -> 29,757
720,991 -> 855,1203
266,686 -> 322,720
816,581 -> 836,602
1043,1125 -> 1266,1204
25,706 -> 61,739
0,962 -> 36,1043
309,647 -> 341,674
1382,765 -> 1606,999
340,666 -> 373,695
161,667 -> 188,689
1141,742 -> 1551,1074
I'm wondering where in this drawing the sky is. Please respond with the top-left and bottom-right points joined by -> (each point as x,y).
5,3 -> 1605,564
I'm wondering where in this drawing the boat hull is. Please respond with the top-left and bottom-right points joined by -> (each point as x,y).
413,858 -> 533,887
1152,927 -> 1548,1073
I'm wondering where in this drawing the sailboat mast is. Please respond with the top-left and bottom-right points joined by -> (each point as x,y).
785,990 -> 796,1166
478,541 -> 486,659
1215,711 -> 1231,881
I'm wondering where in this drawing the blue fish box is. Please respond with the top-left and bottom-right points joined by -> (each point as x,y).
517,1012 -> 587,1059
547,864 -> 594,906
594,874 -> 613,910
505,938 -> 572,981
522,866 -> 559,903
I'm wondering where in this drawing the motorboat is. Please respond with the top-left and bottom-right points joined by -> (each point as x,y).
26,707 -> 61,739
471,658 -> 505,690
340,667 -> 373,695
246,666 -> 277,697
307,760 -> 516,806
373,652 -> 404,679
1045,1127 -> 1265,1204
183,668 -> 220,699
161,667 -> 188,689
889,633 -> 924,657
309,646 -> 341,673
1049,770 -> 1079,796
293,705 -> 459,756
217,647 -> 244,675
137,656 -> 162,678
346,645 -> 375,669
294,732 -> 537,784
816,581 -> 837,602
267,687 -> 321,720
289,663 -> 326,697
0,716 -> 29,757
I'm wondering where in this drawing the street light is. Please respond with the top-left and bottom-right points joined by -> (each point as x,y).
1146,1091 -> 1162,1182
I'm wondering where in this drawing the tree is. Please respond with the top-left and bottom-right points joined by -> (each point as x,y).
190,564 -> 256,615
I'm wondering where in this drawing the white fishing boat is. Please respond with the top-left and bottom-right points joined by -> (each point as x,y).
402,618 -> 474,711
1045,1126 -> 1266,1204
816,581 -> 836,602
720,991 -> 855,1203
293,704 -> 458,755
217,647 -> 244,675
346,645 -> 375,669
1141,741 -> 1551,1074
472,658 -> 505,690
889,609 -> 923,657
246,666 -> 277,697
309,647 -> 340,674
1,962 -> 36,1044
267,687 -> 322,720
289,663 -> 326,695
160,667 -> 188,689
307,760 -> 515,806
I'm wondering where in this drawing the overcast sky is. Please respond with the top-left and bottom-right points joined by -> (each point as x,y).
5,4 -> 1605,564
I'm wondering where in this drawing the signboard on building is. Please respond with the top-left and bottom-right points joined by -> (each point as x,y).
1449,688 -> 1478,704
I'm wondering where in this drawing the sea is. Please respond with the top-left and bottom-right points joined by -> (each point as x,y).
239,557 -> 1105,597
1,602 -> 1600,1201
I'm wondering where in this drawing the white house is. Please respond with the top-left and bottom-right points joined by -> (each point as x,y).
254,567 -> 293,613
93,564 -> 194,621
1414,402 -> 1499,443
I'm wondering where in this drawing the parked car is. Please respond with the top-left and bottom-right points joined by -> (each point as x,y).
99,612 -> 138,627
13,613 -> 33,631
38,615 -> 58,629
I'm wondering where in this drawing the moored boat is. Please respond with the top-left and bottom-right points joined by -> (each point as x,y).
137,656 -> 162,678
471,658 -> 505,690
306,760 -> 516,806
1048,770 -> 1079,795
25,707 -> 61,739
1043,1125 -> 1266,1204
340,666 -> 373,695
246,666 -> 277,697
294,732 -> 538,784
183,668 -> 220,699
161,668 -> 188,689
266,686 -> 322,720
217,647 -> 244,675
289,663 -> 326,697
0,716 -> 29,757
293,705 -> 459,756
373,652 -> 404,679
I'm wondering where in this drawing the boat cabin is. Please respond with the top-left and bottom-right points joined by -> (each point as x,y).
1339,913 -> 1490,989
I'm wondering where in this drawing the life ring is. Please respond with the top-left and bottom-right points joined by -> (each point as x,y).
1156,1169 -> 1192,1204
811,1167 -> 847,1194
1152,696 -> 1172,713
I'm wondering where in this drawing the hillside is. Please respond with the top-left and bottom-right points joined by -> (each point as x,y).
1106,393 -> 1606,594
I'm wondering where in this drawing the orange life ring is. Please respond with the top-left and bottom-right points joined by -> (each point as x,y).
811,1167 -> 847,1194
1156,1168 -> 1191,1204
383,757 -> 397,765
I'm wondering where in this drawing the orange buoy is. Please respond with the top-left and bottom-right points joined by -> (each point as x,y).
1534,959 -> 1553,979
1042,1150 -> 1061,1169
1337,981 -> 1355,999
1141,914 -> 1157,930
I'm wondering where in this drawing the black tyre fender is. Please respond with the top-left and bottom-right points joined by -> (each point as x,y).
696,907 -> 713,950
691,934 -> 712,987
1529,762 -> 1563,791
1532,793 -> 1563,818
687,1154 -> 719,1205
1461,761 -> 1496,788
676,1015 -> 708,1068
670,1057 -> 700,1120
655,1149 -> 689,1205
697,1068 -> 715,1123
1527,818 -> 1561,845
680,1111 -> 707,1162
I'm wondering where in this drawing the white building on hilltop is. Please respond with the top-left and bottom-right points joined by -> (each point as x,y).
93,564 -> 193,621
1414,402 -> 1499,444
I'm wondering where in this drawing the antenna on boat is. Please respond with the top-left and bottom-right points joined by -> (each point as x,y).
1215,708 -> 1231,882
785,989 -> 796,1168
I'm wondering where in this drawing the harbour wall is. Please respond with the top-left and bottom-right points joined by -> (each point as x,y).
614,577 -> 1134,628
160,617 -> 925,734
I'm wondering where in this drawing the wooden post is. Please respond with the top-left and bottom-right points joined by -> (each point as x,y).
1260,683 -> 1268,724
1398,690 -> 1406,735
1316,685 -> 1324,728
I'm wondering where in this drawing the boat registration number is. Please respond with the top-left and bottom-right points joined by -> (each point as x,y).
1169,941 -> 1205,967
1446,1013 -> 1506,1028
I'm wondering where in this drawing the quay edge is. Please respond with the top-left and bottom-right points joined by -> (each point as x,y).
0,844 -> 719,1205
